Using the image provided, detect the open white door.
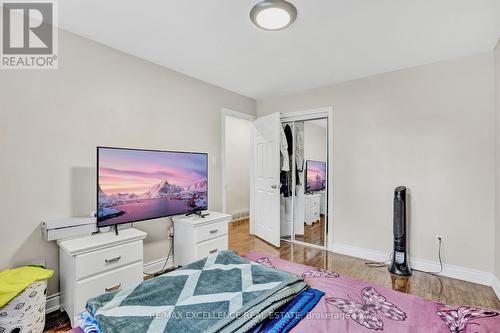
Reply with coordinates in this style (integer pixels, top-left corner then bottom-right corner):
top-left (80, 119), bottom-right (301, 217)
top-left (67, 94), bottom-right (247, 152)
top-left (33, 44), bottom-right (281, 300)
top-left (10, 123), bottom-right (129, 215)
top-left (252, 112), bottom-right (281, 247)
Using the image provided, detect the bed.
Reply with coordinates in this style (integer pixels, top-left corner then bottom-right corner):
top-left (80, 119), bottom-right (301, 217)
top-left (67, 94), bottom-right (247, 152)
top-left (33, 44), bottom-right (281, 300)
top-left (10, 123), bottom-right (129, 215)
top-left (70, 251), bottom-right (500, 332)
top-left (75, 251), bottom-right (312, 333)
top-left (243, 253), bottom-right (500, 333)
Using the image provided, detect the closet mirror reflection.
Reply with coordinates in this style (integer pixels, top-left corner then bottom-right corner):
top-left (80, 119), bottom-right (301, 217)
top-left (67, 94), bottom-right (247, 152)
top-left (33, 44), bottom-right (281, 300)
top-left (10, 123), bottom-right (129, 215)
top-left (279, 118), bottom-right (328, 248)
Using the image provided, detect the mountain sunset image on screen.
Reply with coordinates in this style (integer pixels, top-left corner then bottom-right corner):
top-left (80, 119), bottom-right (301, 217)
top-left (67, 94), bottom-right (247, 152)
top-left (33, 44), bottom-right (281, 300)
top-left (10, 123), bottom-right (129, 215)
top-left (97, 147), bottom-right (208, 227)
top-left (306, 160), bottom-right (326, 192)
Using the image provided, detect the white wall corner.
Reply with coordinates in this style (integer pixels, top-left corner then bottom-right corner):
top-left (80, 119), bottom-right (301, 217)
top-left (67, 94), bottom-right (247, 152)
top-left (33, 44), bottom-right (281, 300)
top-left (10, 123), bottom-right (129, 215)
top-left (330, 243), bottom-right (494, 287)
top-left (493, 275), bottom-right (500, 301)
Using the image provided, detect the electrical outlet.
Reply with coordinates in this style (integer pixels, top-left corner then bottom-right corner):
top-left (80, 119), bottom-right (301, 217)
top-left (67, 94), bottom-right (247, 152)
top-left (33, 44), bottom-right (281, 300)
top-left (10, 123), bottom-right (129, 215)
top-left (435, 234), bottom-right (444, 246)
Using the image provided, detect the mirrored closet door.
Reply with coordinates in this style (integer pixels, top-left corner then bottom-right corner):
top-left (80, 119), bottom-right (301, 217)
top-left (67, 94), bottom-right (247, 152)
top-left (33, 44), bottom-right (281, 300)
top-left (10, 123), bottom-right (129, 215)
top-left (279, 117), bottom-right (329, 248)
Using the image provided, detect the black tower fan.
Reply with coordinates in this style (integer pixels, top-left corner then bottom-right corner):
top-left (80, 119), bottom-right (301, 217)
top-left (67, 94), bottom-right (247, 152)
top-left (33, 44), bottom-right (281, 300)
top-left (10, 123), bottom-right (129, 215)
top-left (388, 186), bottom-right (412, 276)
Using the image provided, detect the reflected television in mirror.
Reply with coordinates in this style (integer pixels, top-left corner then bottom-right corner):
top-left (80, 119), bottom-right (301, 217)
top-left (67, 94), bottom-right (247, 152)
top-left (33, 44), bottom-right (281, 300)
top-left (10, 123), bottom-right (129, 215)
top-left (305, 160), bottom-right (326, 193)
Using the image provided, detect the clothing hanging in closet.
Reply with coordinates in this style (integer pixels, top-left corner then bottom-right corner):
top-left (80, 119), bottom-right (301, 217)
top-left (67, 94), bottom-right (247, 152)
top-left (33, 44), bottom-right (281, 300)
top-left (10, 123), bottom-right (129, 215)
top-left (280, 124), bottom-right (293, 197)
top-left (295, 126), bottom-right (304, 186)
top-left (280, 125), bottom-right (289, 172)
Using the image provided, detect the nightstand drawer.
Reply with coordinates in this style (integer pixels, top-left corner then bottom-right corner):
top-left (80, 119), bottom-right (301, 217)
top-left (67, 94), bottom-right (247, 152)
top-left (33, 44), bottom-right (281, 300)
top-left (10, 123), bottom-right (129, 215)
top-left (194, 221), bottom-right (228, 244)
top-left (310, 196), bottom-right (320, 207)
top-left (311, 206), bottom-right (320, 219)
top-left (75, 241), bottom-right (143, 280)
top-left (195, 236), bottom-right (228, 260)
top-left (75, 262), bottom-right (143, 315)
top-left (173, 211), bottom-right (230, 267)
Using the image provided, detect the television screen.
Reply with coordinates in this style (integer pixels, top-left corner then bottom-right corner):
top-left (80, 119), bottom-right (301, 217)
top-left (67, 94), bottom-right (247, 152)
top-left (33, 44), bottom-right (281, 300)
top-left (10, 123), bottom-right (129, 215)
top-left (97, 147), bottom-right (208, 227)
top-left (305, 160), bottom-right (326, 192)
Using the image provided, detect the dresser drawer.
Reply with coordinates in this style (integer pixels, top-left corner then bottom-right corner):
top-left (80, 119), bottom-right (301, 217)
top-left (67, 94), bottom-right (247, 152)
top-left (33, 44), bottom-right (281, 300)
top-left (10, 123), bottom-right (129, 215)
top-left (311, 206), bottom-right (320, 219)
top-left (195, 236), bottom-right (228, 260)
top-left (194, 221), bottom-right (228, 244)
top-left (75, 261), bottom-right (143, 315)
top-left (75, 241), bottom-right (143, 280)
top-left (310, 196), bottom-right (320, 207)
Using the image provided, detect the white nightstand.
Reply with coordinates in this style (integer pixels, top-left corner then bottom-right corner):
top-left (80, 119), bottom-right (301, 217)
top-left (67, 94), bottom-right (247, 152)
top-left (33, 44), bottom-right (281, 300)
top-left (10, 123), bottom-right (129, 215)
top-left (58, 228), bottom-right (147, 327)
top-left (173, 211), bottom-right (231, 266)
top-left (304, 193), bottom-right (321, 225)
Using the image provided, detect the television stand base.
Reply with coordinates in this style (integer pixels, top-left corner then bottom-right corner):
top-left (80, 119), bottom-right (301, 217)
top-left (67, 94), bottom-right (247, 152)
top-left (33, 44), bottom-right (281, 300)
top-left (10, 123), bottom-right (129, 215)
top-left (185, 211), bottom-right (210, 218)
top-left (150, 265), bottom-right (182, 277)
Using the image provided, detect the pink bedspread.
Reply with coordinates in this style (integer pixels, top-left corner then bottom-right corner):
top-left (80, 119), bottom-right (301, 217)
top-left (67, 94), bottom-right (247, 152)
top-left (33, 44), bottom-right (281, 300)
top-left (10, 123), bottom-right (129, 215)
top-left (243, 253), bottom-right (500, 333)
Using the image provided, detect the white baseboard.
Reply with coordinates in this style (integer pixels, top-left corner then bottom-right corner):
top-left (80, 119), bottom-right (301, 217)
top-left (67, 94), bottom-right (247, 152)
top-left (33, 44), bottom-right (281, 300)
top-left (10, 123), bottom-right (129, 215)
top-left (143, 256), bottom-right (175, 276)
top-left (330, 243), bottom-right (495, 287)
top-left (331, 243), bottom-right (388, 263)
top-left (46, 256), bottom-right (175, 314)
top-left (46, 293), bottom-right (61, 314)
top-left (229, 210), bottom-right (250, 222)
top-left (493, 276), bottom-right (500, 301)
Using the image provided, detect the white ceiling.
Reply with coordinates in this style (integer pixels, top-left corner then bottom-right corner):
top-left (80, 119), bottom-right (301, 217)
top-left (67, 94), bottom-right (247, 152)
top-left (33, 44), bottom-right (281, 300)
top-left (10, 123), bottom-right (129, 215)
top-left (58, 0), bottom-right (500, 99)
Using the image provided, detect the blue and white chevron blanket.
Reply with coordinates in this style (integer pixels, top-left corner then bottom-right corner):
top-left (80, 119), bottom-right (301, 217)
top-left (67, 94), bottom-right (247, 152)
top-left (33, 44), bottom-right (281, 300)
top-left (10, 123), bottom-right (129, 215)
top-left (85, 251), bottom-right (308, 333)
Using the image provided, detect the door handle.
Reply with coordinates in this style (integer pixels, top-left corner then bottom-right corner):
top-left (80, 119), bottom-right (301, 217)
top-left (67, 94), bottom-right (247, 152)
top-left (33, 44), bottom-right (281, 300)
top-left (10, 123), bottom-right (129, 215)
top-left (105, 283), bottom-right (121, 292)
top-left (209, 249), bottom-right (218, 254)
top-left (209, 229), bottom-right (218, 234)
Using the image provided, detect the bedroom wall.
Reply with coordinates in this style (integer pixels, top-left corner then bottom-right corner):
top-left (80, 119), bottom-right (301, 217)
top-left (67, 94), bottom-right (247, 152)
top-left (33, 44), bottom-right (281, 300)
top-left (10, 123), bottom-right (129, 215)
top-left (0, 29), bottom-right (256, 296)
top-left (224, 116), bottom-right (251, 216)
top-left (258, 52), bottom-right (496, 274)
top-left (495, 40), bottom-right (500, 282)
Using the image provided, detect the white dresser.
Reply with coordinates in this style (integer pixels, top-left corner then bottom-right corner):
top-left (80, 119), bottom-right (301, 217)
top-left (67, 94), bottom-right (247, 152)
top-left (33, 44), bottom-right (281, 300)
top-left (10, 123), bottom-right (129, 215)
top-left (174, 211), bottom-right (231, 266)
top-left (304, 193), bottom-right (321, 225)
top-left (58, 228), bottom-right (147, 326)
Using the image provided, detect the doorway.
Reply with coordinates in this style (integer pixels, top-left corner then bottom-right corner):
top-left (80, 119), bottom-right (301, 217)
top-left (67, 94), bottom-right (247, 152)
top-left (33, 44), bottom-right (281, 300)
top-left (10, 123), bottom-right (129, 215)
top-left (221, 109), bottom-right (255, 222)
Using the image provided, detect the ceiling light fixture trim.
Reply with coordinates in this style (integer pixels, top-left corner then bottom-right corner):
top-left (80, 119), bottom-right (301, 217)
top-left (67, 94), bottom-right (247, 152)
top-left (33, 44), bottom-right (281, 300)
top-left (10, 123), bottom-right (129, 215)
top-left (250, 0), bottom-right (297, 31)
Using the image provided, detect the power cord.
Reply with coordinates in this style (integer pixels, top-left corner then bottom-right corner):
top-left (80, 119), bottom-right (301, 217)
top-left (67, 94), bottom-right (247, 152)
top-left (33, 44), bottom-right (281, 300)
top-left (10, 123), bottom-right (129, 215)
top-left (413, 237), bottom-right (443, 275)
top-left (144, 232), bottom-right (174, 276)
top-left (364, 237), bottom-right (443, 276)
top-left (365, 253), bottom-right (393, 268)
top-left (160, 234), bottom-right (174, 272)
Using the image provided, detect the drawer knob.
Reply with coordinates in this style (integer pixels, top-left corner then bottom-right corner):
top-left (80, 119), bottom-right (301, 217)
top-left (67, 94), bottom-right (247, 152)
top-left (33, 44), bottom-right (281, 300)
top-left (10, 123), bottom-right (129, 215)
top-left (105, 256), bottom-right (122, 264)
top-left (209, 229), bottom-right (218, 234)
top-left (209, 249), bottom-right (218, 254)
top-left (105, 283), bottom-right (121, 292)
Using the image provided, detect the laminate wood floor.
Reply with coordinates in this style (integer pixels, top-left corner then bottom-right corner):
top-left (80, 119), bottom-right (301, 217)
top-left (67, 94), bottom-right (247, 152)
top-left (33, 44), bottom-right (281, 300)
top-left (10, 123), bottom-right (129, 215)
top-left (44, 218), bottom-right (500, 332)
top-left (294, 215), bottom-right (326, 246)
top-left (229, 218), bottom-right (500, 310)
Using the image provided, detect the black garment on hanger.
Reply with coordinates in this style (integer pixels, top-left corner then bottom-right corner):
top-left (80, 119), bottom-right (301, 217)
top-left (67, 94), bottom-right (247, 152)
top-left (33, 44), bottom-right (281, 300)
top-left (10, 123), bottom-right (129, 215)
top-left (280, 171), bottom-right (288, 196)
top-left (281, 124), bottom-right (294, 197)
top-left (284, 125), bottom-right (293, 154)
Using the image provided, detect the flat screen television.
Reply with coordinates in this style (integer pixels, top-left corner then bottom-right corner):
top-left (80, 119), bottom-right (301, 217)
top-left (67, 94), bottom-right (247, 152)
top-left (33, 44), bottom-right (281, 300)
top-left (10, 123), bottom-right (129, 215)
top-left (97, 147), bottom-right (208, 228)
top-left (305, 160), bottom-right (326, 193)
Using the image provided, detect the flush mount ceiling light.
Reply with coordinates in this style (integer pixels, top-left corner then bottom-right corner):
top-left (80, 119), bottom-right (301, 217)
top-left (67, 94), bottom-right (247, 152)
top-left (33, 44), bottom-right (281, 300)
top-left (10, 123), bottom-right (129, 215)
top-left (250, 0), bottom-right (297, 31)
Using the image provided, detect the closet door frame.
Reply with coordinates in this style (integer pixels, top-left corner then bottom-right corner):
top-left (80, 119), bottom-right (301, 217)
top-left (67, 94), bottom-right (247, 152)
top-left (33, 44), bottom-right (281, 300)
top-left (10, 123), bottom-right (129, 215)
top-left (280, 106), bottom-right (334, 251)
